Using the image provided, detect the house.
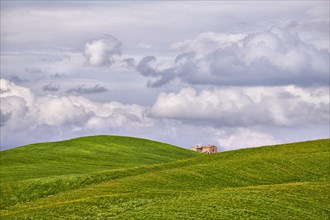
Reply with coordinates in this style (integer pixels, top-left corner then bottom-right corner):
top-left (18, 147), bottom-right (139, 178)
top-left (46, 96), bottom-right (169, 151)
top-left (192, 144), bottom-right (218, 154)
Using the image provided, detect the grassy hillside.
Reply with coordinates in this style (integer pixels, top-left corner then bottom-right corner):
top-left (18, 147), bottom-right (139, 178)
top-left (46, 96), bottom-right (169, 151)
top-left (0, 137), bottom-right (329, 219)
top-left (0, 136), bottom-right (197, 208)
top-left (0, 135), bottom-right (198, 182)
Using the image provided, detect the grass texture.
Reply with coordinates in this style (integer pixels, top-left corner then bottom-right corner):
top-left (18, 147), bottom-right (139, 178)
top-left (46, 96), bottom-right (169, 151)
top-left (0, 136), bottom-right (329, 219)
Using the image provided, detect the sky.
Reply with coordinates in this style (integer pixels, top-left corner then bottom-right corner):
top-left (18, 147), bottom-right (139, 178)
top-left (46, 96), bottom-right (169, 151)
top-left (0, 1), bottom-right (329, 151)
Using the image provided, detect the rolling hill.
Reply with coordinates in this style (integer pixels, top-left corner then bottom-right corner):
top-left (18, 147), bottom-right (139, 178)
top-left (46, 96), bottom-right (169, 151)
top-left (0, 135), bottom-right (197, 182)
top-left (0, 136), bottom-right (329, 219)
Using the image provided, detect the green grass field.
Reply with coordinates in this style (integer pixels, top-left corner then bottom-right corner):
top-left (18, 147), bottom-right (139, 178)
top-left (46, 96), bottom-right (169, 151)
top-left (0, 136), bottom-right (329, 219)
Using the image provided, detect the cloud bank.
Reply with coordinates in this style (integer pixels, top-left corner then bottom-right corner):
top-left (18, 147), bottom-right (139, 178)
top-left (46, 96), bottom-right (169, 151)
top-left (0, 79), bottom-right (148, 148)
top-left (1, 1), bottom-right (329, 151)
top-left (151, 86), bottom-right (329, 127)
top-left (137, 27), bottom-right (329, 87)
top-left (1, 79), bottom-right (328, 151)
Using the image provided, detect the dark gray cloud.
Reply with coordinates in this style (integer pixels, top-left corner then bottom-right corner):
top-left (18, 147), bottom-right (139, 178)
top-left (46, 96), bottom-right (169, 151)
top-left (123, 58), bottom-right (136, 69)
top-left (136, 56), bottom-right (157, 77)
top-left (66, 84), bottom-right (108, 94)
top-left (8, 75), bottom-right (27, 83)
top-left (43, 83), bottom-right (60, 92)
top-left (136, 56), bottom-right (176, 87)
top-left (0, 111), bottom-right (12, 127)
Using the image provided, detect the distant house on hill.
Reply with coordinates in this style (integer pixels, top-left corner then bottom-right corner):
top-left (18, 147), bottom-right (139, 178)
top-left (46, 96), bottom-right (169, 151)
top-left (192, 144), bottom-right (218, 154)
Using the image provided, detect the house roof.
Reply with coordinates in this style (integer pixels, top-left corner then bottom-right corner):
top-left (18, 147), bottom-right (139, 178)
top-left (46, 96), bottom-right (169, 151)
top-left (192, 145), bottom-right (217, 148)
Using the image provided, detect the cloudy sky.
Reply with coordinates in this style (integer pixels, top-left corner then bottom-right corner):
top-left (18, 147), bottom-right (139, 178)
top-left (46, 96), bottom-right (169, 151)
top-left (1, 1), bottom-right (329, 151)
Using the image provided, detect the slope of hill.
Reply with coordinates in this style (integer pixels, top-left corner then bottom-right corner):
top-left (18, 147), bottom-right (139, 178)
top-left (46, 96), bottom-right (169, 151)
top-left (0, 137), bottom-right (329, 219)
top-left (0, 135), bottom-right (198, 182)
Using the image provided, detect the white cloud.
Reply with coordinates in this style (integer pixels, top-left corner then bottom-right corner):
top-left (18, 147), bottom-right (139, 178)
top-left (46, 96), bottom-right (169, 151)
top-left (137, 26), bottom-right (329, 87)
top-left (151, 86), bottom-right (329, 127)
top-left (0, 79), bottom-right (148, 148)
top-left (214, 128), bottom-right (278, 151)
top-left (0, 79), bottom-right (35, 106)
top-left (35, 96), bottom-right (87, 126)
top-left (0, 79), bottom-right (328, 151)
top-left (137, 42), bottom-right (154, 49)
top-left (170, 32), bottom-right (246, 55)
top-left (83, 35), bottom-right (122, 66)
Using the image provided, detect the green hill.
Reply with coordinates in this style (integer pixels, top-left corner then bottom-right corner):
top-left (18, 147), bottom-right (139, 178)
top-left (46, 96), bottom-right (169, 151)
top-left (0, 136), bottom-right (329, 219)
top-left (0, 135), bottom-right (198, 182)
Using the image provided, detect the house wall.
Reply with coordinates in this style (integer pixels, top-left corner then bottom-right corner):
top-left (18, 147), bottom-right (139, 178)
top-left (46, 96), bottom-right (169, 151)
top-left (192, 145), bottom-right (218, 154)
top-left (201, 146), bottom-right (217, 154)
top-left (192, 146), bottom-right (203, 152)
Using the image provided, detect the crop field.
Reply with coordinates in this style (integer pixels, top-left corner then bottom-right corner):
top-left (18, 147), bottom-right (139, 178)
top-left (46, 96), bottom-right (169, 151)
top-left (0, 136), bottom-right (329, 219)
